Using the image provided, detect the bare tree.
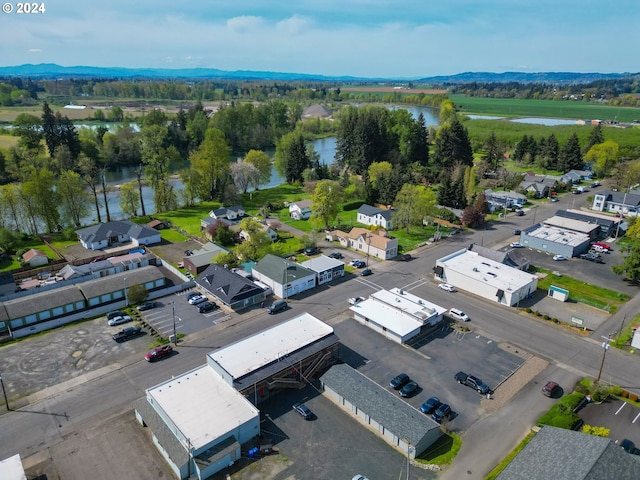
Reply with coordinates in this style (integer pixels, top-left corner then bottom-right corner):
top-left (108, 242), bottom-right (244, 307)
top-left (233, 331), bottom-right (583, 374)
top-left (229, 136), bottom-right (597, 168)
top-left (230, 161), bottom-right (260, 194)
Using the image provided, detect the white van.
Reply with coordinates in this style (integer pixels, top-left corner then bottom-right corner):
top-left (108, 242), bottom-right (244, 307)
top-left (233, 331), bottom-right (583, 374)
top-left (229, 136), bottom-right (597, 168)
top-left (449, 308), bottom-right (470, 322)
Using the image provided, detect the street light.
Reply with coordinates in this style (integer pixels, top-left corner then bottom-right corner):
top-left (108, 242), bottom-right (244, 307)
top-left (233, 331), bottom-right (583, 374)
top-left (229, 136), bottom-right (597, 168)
top-left (405, 441), bottom-right (414, 480)
top-left (366, 234), bottom-right (373, 267)
top-left (595, 334), bottom-right (613, 385)
top-left (0, 372), bottom-right (10, 411)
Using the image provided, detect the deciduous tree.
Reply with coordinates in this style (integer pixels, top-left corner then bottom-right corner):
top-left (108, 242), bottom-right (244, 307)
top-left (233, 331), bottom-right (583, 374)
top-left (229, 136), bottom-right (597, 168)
top-left (189, 127), bottom-right (230, 201)
top-left (57, 170), bottom-right (90, 227)
top-left (584, 140), bottom-right (619, 177)
top-left (244, 149), bottom-right (272, 189)
top-left (119, 181), bottom-right (141, 218)
top-left (310, 180), bottom-right (342, 229)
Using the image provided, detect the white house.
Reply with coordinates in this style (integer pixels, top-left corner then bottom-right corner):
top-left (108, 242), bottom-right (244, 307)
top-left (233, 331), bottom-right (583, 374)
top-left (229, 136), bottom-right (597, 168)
top-left (239, 223), bottom-right (278, 242)
top-left (289, 200), bottom-right (312, 220)
top-left (251, 254), bottom-right (316, 299)
top-left (592, 190), bottom-right (640, 217)
top-left (326, 227), bottom-right (398, 260)
top-left (76, 221), bottom-right (161, 250)
top-left (209, 205), bottom-right (245, 221)
top-left (357, 204), bottom-right (394, 229)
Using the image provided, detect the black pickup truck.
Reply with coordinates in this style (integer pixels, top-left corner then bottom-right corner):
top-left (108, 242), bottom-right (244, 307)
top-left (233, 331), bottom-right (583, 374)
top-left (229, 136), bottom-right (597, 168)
top-left (455, 371), bottom-right (491, 394)
top-left (112, 326), bottom-right (143, 342)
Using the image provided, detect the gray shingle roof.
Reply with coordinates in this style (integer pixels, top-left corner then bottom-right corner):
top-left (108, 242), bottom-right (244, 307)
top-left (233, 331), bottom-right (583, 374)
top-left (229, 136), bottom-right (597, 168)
top-left (602, 190), bottom-right (640, 207)
top-left (357, 204), bottom-right (382, 216)
top-left (497, 425), bottom-right (640, 480)
top-left (76, 220), bottom-right (159, 244)
top-left (196, 265), bottom-right (264, 306)
top-left (252, 254), bottom-right (315, 283)
top-left (320, 364), bottom-right (440, 448)
top-left (555, 210), bottom-right (616, 229)
top-left (3, 285), bottom-right (86, 318)
top-left (78, 266), bottom-right (164, 299)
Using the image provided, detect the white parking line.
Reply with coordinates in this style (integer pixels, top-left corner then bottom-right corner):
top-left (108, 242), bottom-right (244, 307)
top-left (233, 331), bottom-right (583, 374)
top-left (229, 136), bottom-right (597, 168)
top-left (633, 412), bottom-right (640, 424)
top-left (615, 402), bottom-right (627, 415)
top-left (401, 278), bottom-right (426, 290)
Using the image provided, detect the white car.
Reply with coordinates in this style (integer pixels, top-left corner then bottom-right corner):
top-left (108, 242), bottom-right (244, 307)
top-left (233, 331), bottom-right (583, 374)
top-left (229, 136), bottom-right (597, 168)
top-left (188, 295), bottom-right (206, 305)
top-left (349, 296), bottom-right (365, 305)
top-left (553, 255), bottom-right (567, 261)
top-left (438, 283), bottom-right (455, 292)
top-left (510, 242), bottom-right (524, 248)
top-left (107, 314), bottom-right (132, 326)
top-left (449, 308), bottom-right (470, 322)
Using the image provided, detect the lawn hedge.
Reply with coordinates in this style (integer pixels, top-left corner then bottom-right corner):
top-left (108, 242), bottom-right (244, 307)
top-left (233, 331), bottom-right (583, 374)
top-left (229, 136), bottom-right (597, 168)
top-left (537, 392), bottom-right (585, 430)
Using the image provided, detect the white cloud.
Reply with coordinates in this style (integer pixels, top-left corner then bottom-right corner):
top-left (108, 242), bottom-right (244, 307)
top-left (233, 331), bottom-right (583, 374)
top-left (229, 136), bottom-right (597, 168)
top-left (226, 16), bottom-right (265, 33)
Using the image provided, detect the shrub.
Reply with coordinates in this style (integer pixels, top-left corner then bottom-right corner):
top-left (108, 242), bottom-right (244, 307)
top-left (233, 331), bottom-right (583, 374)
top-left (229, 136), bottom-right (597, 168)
top-left (630, 392), bottom-right (639, 402)
top-left (525, 307), bottom-right (532, 313)
top-left (592, 386), bottom-right (609, 403)
top-left (553, 318), bottom-right (559, 324)
top-left (622, 390), bottom-right (630, 398)
top-left (582, 425), bottom-right (610, 437)
top-left (543, 314), bottom-right (550, 320)
top-left (609, 385), bottom-right (623, 397)
top-left (535, 311), bottom-right (542, 316)
top-left (538, 392), bottom-right (585, 431)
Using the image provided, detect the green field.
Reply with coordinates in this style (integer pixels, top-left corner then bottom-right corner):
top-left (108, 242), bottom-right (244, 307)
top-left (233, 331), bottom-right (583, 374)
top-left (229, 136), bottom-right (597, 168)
top-left (0, 134), bottom-right (19, 149)
top-left (451, 94), bottom-right (640, 123)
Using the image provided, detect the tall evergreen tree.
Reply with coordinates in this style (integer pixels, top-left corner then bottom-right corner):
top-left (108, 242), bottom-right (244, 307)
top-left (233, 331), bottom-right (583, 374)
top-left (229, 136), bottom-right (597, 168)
top-left (432, 118), bottom-right (473, 168)
top-left (585, 124), bottom-right (605, 153)
top-left (41, 102), bottom-right (60, 156)
top-left (557, 133), bottom-right (583, 172)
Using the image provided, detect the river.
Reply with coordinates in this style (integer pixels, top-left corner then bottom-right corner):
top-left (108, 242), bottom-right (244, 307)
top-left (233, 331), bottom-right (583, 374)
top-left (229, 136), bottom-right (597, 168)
top-left (83, 105), bottom-right (439, 222)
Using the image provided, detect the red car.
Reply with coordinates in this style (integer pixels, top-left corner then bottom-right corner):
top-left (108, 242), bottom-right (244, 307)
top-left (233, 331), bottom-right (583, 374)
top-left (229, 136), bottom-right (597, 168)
top-left (145, 345), bottom-right (173, 362)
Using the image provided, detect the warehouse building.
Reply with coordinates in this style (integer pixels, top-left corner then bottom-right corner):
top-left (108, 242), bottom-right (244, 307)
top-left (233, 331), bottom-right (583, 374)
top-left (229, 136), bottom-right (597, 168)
top-left (520, 224), bottom-right (592, 257)
top-left (542, 216), bottom-right (600, 240)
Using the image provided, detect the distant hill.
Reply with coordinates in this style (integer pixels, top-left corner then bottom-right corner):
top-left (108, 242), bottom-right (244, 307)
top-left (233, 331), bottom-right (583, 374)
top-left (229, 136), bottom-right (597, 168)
top-left (0, 64), bottom-right (637, 84)
top-left (0, 63), bottom-right (364, 82)
top-left (415, 71), bottom-right (638, 84)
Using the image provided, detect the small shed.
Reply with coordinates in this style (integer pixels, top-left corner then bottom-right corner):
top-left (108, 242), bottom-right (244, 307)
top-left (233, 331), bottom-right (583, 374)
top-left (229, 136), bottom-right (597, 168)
top-left (22, 249), bottom-right (49, 267)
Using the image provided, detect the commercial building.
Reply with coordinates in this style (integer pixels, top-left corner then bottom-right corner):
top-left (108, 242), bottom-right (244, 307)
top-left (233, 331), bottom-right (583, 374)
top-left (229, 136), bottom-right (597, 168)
top-left (134, 313), bottom-right (339, 480)
top-left (520, 224), bottom-right (592, 257)
top-left (251, 254), bottom-right (316, 299)
top-left (542, 216), bottom-right (600, 240)
top-left (299, 255), bottom-right (345, 285)
top-left (350, 287), bottom-right (446, 343)
top-left (556, 209), bottom-right (622, 238)
top-left (435, 249), bottom-right (538, 307)
top-left (320, 364), bottom-right (442, 459)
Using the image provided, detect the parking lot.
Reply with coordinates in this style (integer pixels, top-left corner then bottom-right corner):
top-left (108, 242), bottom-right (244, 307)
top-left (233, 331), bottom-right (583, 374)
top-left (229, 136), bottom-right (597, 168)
top-left (332, 315), bottom-right (526, 432)
top-left (139, 291), bottom-right (231, 338)
top-left (580, 397), bottom-right (640, 445)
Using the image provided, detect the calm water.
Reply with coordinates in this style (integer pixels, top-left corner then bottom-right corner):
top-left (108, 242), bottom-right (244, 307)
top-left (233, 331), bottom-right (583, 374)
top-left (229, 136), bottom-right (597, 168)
top-left (82, 105), bottom-right (439, 222)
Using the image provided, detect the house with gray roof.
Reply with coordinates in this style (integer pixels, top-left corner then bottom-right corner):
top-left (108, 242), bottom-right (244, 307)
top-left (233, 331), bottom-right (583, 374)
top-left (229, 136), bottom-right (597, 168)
top-left (519, 175), bottom-right (558, 199)
top-left (357, 204), bottom-right (394, 229)
top-left (196, 264), bottom-right (266, 310)
top-left (320, 364), bottom-right (442, 459)
top-left (484, 189), bottom-right (527, 209)
top-left (201, 206), bottom-right (247, 230)
top-left (76, 221), bottom-right (161, 250)
top-left (251, 254), bottom-right (316, 299)
top-left (497, 425), bottom-right (640, 480)
top-left (592, 190), bottom-right (640, 217)
top-left (288, 200), bottom-right (312, 220)
top-left (183, 242), bottom-right (229, 275)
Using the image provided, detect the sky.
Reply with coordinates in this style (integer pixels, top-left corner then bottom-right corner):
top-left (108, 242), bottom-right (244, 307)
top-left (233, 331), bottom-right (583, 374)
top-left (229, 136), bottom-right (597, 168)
top-left (0, 0), bottom-right (638, 78)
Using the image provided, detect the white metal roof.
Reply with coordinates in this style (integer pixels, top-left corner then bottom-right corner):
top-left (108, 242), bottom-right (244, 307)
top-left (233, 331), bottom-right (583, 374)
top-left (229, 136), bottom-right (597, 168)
top-left (208, 313), bottom-right (333, 379)
top-left (525, 224), bottom-right (590, 247)
top-left (543, 215), bottom-right (599, 234)
top-left (438, 250), bottom-right (537, 291)
top-left (146, 365), bottom-right (259, 451)
top-left (0, 454), bottom-right (26, 480)
top-left (299, 254), bottom-right (344, 272)
top-left (349, 288), bottom-right (445, 337)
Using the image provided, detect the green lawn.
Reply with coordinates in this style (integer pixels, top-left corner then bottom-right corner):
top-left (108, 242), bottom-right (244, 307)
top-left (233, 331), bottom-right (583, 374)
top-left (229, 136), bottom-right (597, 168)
top-left (0, 134), bottom-right (18, 149)
top-left (533, 266), bottom-right (629, 312)
top-left (160, 229), bottom-right (188, 242)
top-left (417, 432), bottom-right (462, 465)
top-left (154, 201), bottom-right (220, 236)
top-left (451, 94), bottom-right (640, 122)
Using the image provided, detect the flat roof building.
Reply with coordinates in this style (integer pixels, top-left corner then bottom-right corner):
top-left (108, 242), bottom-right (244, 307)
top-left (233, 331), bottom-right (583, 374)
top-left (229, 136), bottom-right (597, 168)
top-left (542, 215), bottom-right (600, 237)
top-left (350, 287), bottom-right (446, 343)
top-left (521, 224), bottom-right (592, 257)
top-left (435, 249), bottom-right (538, 307)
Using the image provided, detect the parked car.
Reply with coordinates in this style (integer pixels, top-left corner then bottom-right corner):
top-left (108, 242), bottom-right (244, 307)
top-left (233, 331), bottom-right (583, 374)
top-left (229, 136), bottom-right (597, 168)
top-left (552, 255), bottom-right (567, 261)
top-left (399, 253), bottom-right (412, 261)
top-left (112, 326), bottom-right (143, 342)
top-left (449, 308), bottom-right (470, 322)
top-left (590, 181), bottom-right (601, 188)
top-left (389, 373), bottom-right (410, 390)
top-left (420, 396), bottom-right (442, 414)
top-left (184, 249), bottom-right (193, 256)
top-left (349, 296), bottom-right (365, 305)
top-left (360, 268), bottom-right (373, 276)
top-left (199, 301), bottom-right (218, 313)
top-left (510, 242), bottom-right (524, 248)
top-left (186, 291), bottom-right (201, 300)
top-left (108, 314), bottom-right (132, 326)
top-left (136, 301), bottom-right (156, 311)
top-left (592, 241), bottom-right (611, 251)
top-left (513, 229), bottom-right (521, 235)
top-left (438, 283), bottom-right (455, 292)
top-left (350, 259), bottom-right (366, 268)
top-left (431, 403), bottom-right (451, 423)
top-left (145, 345), bottom-right (173, 362)
top-left (106, 310), bottom-right (126, 320)
top-left (455, 371), bottom-right (490, 394)
top-left (188, 295), bottom-right (207, 305)
top-left (304, 247), bottom-right (321, 256)
top-left (515, 209), bottom-right (524, 216)
top-left (621, 439), bottom-right (640, 455)
top-left (399, 380), bottom-right (419, 398)
top-left (542, 381), bottom-right (561, 397)
top-left (266, 300), bottom-right (287, 314)
top-left (352, 476), bottom-right (370, 480)
top-left (580, 253), bottom-right (604, 263)
top-left (292, 403), bottom-right (313, 420)
top-left (550, 197), bottom-right (559, 202)
top-left (328, 252), bottom-right (343, 259)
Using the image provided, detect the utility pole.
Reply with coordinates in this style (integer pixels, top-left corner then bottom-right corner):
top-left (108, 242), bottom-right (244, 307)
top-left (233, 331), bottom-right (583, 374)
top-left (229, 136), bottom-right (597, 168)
top-left (366, 234), bottom-right (372, 268)
top-left (0, 373), bottom-right (10, 410)
top-left (172, 301), bottom-right (177, 346)
top-left (123, 277), bottom-right (128, 307)
top-left (595, 334), bottom-right (613, 385)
